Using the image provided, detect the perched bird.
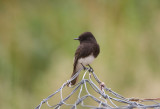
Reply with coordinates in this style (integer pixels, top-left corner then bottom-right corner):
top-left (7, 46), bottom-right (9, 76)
top-left (69, 32), bottom-right (100, 86)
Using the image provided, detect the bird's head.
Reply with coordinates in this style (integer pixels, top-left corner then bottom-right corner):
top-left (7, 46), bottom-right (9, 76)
top-left (74, 32), bottom-right (96, 43)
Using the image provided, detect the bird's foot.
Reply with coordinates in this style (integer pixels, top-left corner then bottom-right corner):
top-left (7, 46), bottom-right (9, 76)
top-left (88, 64), bottom-right (94, 72)
top-left (81, 63), bottom-right (87, 70)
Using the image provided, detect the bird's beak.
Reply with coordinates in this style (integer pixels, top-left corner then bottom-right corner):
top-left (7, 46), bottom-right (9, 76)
top-left (74, 38), bottom-right (79, 40)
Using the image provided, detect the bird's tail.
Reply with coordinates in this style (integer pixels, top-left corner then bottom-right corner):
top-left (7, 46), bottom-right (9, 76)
top-left (68, 63), bottom-right (82, 86)
top-left (70, 70), bottom-right (79, 86)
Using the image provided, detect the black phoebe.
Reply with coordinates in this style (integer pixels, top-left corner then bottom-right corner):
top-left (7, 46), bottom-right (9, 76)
top-left (69, 32), bottom-right (100, 86)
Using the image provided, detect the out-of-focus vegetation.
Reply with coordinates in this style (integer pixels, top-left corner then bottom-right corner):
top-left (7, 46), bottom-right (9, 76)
top-left (0, 0), bottom-right (160, 109)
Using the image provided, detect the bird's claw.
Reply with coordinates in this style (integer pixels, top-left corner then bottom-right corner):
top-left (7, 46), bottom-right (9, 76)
top-left (81, 63), bottom-right (87, 70)
top-left (88, 64), bottom-right (94, 72)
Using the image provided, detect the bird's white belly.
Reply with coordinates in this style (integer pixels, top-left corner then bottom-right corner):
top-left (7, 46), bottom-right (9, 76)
top-left (75, 55), bottom-right (95, 72)
top-left (78, 55), bottom-right (95, 66)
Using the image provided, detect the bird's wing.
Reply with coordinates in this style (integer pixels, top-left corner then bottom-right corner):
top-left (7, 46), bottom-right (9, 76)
top-left (73, 43), bottom-right (93, 71)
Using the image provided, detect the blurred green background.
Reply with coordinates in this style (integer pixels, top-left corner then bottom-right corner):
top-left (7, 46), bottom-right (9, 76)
top-left (0, 0), bottom-right (160, 109)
